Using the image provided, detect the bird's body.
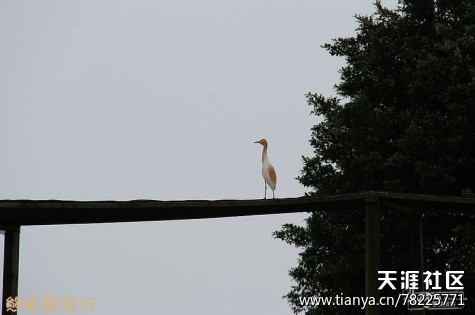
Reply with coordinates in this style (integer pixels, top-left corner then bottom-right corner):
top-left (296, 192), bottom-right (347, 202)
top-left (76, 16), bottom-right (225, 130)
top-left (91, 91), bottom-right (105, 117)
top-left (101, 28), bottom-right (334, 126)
top-left (254, 139), bottom-right (277, 199)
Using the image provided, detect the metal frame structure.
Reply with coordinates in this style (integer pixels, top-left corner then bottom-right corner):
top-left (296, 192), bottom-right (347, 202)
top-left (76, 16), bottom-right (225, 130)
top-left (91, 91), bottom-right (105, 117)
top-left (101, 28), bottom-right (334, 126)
top-left (1, 192), bottom-right (474, 315)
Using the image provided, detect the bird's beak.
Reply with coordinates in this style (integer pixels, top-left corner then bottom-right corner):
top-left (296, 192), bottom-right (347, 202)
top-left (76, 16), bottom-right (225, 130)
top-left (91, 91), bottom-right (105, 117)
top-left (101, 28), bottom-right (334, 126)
top-left (253, 141), bottom-right (259, 144)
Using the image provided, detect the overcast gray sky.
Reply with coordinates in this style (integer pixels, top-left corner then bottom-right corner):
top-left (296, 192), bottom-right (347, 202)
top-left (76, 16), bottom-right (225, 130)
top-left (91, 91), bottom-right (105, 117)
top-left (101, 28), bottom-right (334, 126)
top-left (1, 0), bottom-right (397, 314)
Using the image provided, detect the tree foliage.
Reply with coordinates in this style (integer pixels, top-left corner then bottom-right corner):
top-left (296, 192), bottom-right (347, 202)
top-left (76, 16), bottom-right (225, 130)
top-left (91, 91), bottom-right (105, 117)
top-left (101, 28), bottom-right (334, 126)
top-left (275, 1), bottom-right (475, 313)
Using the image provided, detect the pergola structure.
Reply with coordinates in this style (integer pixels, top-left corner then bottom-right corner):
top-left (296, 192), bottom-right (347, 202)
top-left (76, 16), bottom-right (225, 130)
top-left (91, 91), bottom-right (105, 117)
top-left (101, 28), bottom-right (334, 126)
top-left (1, 191), bottom-right (474, 315)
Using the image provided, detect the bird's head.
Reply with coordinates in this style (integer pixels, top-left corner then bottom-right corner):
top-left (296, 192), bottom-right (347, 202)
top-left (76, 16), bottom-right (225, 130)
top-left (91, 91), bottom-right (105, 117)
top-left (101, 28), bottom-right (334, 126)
top-left (253, 139), bottom-right (268, 146)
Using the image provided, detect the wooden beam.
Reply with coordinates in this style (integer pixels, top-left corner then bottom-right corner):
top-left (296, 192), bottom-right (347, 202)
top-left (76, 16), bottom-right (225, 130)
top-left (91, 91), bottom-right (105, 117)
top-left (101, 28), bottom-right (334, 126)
top-left (0, 195), bottom-right (365, 226)
top-left (378, 192), bottom-right (475, 213)
top-left (380, 199), bottom-right (421, 215)
top-left (0, 192), bottom-right (473, 226)
top-left (2, 226), bottom-right (20, 315)
top-left (365, 195), bottom-right (381, 315)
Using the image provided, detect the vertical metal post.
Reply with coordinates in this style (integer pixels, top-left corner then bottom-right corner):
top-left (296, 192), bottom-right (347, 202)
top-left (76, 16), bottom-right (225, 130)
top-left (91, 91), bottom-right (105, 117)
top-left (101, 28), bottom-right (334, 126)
top-left (365, 196), bottom-right (381, 315)
top-left (2, 226), bottom-right (20, 315)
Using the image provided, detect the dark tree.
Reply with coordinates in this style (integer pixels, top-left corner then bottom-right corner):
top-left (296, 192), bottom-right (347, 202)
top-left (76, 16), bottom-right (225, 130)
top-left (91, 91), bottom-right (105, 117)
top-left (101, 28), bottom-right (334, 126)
top-left (275, 1), bottom-right (475, 313)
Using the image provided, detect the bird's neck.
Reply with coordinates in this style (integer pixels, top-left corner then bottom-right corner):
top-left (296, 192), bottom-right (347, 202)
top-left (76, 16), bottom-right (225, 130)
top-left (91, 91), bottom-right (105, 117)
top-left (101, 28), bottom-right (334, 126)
top-left (261, 144), bottom-right (269, 164)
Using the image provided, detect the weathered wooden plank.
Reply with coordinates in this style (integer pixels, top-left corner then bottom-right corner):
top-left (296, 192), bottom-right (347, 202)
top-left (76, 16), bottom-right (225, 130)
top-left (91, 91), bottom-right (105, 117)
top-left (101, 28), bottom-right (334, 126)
top-left (0, 195), bottom-right (365, 226)
top-left (0, 192), bottom-right (473, 226)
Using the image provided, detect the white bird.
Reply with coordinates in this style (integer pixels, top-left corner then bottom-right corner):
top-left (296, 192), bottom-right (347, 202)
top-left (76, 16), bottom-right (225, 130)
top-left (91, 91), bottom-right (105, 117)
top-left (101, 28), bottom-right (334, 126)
top-left (254, 138), bottom-right (277, 199)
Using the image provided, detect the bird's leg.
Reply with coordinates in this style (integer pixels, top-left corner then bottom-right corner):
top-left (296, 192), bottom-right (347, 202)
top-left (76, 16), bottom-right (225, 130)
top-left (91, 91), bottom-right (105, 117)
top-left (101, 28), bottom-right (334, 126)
top-left (264, 182), bottom-right (267, 199)
top-left (272, 190), bottom-right (275, 199)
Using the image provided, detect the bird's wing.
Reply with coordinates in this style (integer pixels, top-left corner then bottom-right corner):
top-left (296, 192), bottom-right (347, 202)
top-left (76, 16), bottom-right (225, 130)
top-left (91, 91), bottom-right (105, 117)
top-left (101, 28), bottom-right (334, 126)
top-left (268, 164), bottom-right (277, 190)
